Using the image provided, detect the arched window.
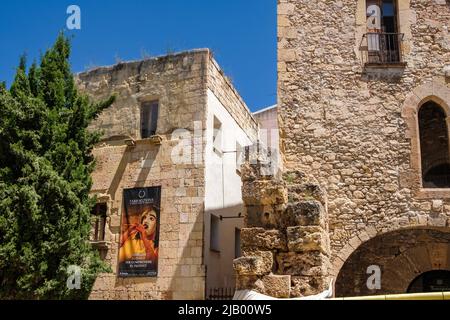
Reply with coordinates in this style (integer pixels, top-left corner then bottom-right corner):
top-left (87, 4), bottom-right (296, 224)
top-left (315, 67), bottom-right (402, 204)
top-left (419, 101), bottom-right (450, 188)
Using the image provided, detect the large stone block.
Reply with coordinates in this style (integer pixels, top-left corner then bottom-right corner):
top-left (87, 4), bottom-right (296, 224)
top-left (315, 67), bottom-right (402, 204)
top-left (235, 275), bottom-right (261, 290)
top-left (245, 205), bottom-right (284, 229)
top-left (290, 276), bottom-right (329, 298)
top-left (287, 183), bottom-right (327, 204)
top-left (283, 201), bottom-right (327, 228)
top-left (282, 170), bottom-right (305, 185)
top-left (257, 275), bottom-right (291, 298)
top-left (242, 180), bottom-right (288, 206)
top-left (276, 252), bottom-right (329, 276)
top-left (287, 226), bottom-right (329, 255)
top-left (233, 251), bottom-right (273, 276)
top-left (241, 228), bottom-right (287, 251)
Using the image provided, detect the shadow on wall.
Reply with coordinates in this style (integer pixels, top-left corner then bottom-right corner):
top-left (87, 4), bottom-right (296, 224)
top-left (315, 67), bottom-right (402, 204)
top-left (204, 204), bottom-right (245, 300)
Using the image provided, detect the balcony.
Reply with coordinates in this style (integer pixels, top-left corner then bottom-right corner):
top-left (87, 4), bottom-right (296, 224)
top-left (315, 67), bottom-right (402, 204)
top-left (360, 33), bottom-right (406, 78)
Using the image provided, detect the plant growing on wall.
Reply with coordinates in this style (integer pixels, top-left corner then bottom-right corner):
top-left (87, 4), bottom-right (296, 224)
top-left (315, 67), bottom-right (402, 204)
top-left (0, 33), bottom-right (115, 299)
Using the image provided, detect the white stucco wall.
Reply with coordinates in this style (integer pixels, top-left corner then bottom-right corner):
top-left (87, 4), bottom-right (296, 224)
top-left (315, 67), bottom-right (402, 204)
top-left (204, 89), bottom-right (253, 293)
top-left (253, 105), bottom-right (279, 152)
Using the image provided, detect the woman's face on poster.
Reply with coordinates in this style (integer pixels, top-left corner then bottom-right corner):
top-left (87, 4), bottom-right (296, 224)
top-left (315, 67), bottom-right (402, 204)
top-left (141, 210), bottom-right (157, 237)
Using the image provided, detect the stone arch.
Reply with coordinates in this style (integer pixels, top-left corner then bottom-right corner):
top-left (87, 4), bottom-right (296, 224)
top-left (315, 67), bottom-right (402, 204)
top-left (329, 219), bottom-right (445, 279)
top-left (401, 80), bottom-right (450, 196)
top-left (333, 227), bottom-right (450, 297)
top-left (402, 81), bottom-right (450, 119)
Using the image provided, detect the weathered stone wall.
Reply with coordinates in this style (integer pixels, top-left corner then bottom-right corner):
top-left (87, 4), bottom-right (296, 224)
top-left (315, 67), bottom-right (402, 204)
top-left (233, 159), bottom-right (331, 297)
top-left (76, 50), bottom-right (209, 139)
top-left (89, 141), bottom-right (205, 300)
top-left (278, 0), bottom-right (450, 295)
top-left (77, 51), bottom-right (209, 300)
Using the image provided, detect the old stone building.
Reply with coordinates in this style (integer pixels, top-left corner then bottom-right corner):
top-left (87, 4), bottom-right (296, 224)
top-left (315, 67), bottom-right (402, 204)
top-left (76, 49), bottom-right (258, 299)
top-left (234, 0), bottom-right (450, 298)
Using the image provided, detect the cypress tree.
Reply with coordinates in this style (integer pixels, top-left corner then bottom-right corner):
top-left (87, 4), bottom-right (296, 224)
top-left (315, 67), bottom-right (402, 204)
top-left (0, 33), bottom-right (115, 299)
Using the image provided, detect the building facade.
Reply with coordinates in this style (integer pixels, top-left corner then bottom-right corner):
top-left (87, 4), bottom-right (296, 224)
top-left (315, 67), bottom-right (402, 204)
top-left (76, 50), bottom-right (257, 299)
top-left (234, 0), bottom-right (450, 298)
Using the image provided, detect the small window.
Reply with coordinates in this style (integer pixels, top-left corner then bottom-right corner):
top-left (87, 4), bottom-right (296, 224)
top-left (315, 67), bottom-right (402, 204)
top-left (234, 228), bottom-right (241, 259)
top-left (210, 214), bottom-right (220, 252)
top-left (141, 100), bottom-right (159, 139)
top-left (236, 142), bottom-right (243, 173)
top-left (213, 116), bottom-right (223, 155)
top-left (91, 203), bottom-right (107, 242)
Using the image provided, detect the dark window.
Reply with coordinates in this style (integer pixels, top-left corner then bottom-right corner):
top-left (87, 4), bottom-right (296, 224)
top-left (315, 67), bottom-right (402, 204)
top-left (91, 203), bottom-right (107, 242)
top-left (210, 214), bottom-right (220, 252)
top-left (141, 101), bottom-right (159, 139)
top-left (234, 228), bottom-right (241, 259)
top-left (419, 101), bottom-right (450, 188)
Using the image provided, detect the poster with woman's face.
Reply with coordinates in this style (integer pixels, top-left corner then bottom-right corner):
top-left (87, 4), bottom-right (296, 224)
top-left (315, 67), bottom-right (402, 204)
top-left (118, 187), bottom-right (161, 277)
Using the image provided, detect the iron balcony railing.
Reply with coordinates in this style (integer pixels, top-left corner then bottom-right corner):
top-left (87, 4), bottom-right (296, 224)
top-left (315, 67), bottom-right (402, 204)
top-left (360, 32), bottom-right (405, 65)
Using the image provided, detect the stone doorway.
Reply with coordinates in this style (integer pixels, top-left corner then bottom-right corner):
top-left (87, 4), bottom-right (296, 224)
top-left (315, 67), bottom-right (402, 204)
top-left (335, 228), bottom-right (450, 297)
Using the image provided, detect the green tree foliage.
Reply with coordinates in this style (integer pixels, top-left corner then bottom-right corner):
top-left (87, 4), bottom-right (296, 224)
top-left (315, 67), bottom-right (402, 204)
top-left (0, 33), bottom-right (115, 299)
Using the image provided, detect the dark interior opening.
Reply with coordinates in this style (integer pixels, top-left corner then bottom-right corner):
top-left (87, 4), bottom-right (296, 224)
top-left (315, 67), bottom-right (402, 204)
top-left (419, 101), bottom-right (450, 188)
top-left (408, 270), bottom-right (450, 293)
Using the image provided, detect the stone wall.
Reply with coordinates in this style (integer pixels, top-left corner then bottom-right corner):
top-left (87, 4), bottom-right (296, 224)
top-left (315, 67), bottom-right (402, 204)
top-left (89, 141), bottom-right (205, 300)
top-left (76, 49), bottom-right (209, 139)
top-left (277, 0), bottom-right (450, 295)
top-left (233, 158), bottom-right (331, 297)
top-left (77, 51), bottom-right (210, 300)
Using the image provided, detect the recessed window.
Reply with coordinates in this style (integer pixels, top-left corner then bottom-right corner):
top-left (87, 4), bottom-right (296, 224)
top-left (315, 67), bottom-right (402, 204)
top-left (419, 101), bottom-right (450, 188)
top-left (210, 214), bottom-right (220, 252)
top-left (213, 116), bottom-right (223, 155)
top-left (365, 0), bottom-right (402, 64)
top-left (141, 100), bottom-right (159, 139)
top-left (236, 142), bottom-right (243, 172)
top-left (234, 228), bottom-right (241, 259)
top-left (91, 203), bottom-right (107, 242)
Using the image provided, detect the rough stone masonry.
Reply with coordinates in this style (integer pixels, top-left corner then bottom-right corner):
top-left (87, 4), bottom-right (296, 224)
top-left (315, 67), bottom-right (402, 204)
top-left (235, 0), bottom-right (450, 297)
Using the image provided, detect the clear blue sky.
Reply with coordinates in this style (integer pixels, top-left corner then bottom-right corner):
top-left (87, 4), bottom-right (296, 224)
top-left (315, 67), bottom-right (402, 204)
top-left (0, 0), bottom-right (276, 112)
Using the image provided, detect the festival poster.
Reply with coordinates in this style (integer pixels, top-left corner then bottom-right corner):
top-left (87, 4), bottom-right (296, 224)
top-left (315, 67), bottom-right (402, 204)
top-left (118, 187), bottom-right (161, 277)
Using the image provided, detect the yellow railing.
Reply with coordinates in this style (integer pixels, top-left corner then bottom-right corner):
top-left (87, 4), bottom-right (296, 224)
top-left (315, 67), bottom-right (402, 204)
top-left (332, 292), bottom-right (450, 300)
